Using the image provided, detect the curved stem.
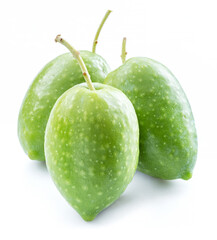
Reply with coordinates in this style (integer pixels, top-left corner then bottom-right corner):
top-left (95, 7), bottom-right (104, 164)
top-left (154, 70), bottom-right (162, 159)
top-left (92, 10), bottom-right (112, 53)
top-left (55, 35), bottom-right (95, 91)
top-left (121, 37), bottom-right (127, 64)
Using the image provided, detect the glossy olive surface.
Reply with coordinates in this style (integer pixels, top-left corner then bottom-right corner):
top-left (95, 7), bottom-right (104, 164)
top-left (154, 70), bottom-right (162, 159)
top-left (45, 83), bottom-right (139, 221)
top-left (104, 57), bottom-right (197, 180)
top-left (18, 51), bottom-right (110, 161)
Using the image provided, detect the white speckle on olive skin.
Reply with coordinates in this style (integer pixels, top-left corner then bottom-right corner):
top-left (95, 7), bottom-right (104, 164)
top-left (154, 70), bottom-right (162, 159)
top-left (80, 170), bottom-right (86, 177)
top-left (82, 185), bottom-right (88, 191)
top-left (84, 149), bottom-right (89, 154)
top-left (76, 198), bottom-right (81, 203)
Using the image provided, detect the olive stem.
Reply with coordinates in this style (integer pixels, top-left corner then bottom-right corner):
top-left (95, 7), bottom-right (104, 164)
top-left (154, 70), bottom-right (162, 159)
top-left (55, 35), bottom-right (95, 91)
top-left (121, 37), bottom-right (127, 64)
top-left (92, 10), bottom-right (112, 53)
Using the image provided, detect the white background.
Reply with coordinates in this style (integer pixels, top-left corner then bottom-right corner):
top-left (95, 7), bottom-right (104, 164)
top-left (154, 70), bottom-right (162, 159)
top-left (0, 0), bottom-right (217, 239)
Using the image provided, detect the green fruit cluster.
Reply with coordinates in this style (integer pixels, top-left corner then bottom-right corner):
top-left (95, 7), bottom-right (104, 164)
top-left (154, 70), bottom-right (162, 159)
top-left (18, 11), bottom-right (197, 221)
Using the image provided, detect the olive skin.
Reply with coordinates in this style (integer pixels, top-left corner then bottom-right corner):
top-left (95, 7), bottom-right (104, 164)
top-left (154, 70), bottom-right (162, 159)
top-left (18, 51), bottom-right (110, 161)
top-left (45, 83), bottom-right (139, 221)
top-left (104, 57), bottom-right (197, 180)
